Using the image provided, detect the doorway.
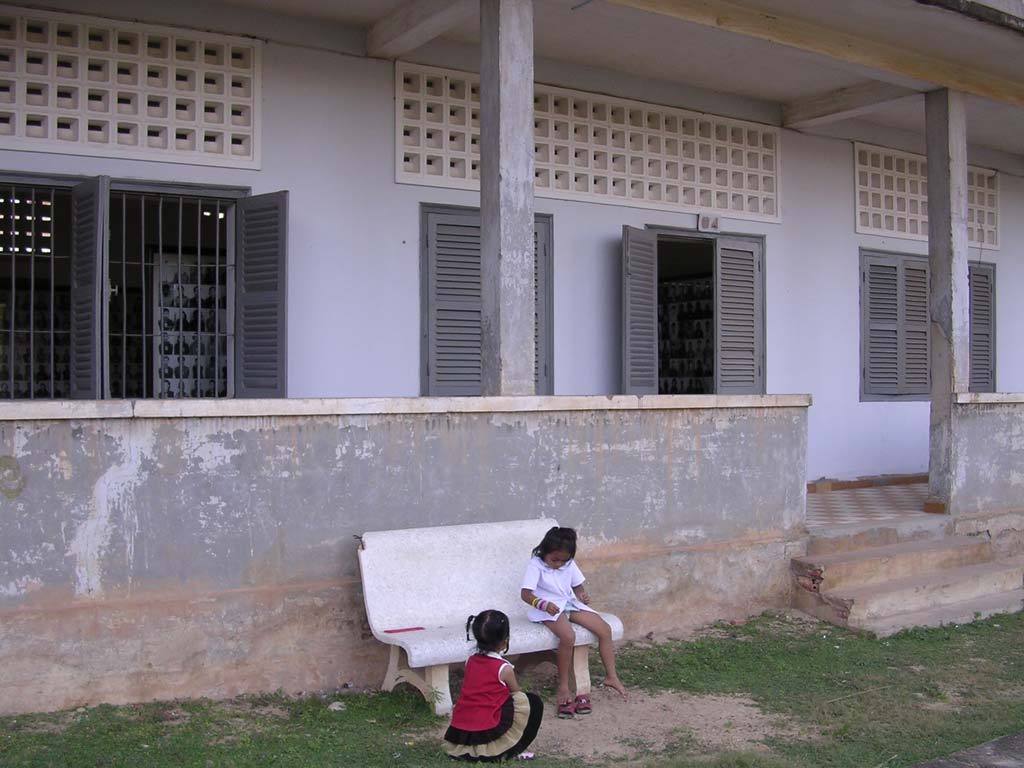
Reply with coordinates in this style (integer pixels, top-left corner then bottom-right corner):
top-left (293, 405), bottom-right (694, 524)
top-left (657, 237), bottom-right (715, 395)
top-left (621, 225), bottom-right (763, 396)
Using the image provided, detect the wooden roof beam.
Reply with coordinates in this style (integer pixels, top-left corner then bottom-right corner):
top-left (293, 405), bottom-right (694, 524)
top-left (783, 81), bottom-right (921, 130)
top-left (367, 0), bottom-right (477, 59)
top-left (607, 0), bottom-right (1024, 108)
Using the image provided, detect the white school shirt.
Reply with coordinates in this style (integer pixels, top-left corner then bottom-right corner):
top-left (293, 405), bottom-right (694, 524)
top-left (521, 555), bottom-right (594, 622)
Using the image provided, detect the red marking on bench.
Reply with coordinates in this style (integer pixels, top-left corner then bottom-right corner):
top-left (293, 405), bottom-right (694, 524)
top-left (384, 627), bottom-right (426, 634)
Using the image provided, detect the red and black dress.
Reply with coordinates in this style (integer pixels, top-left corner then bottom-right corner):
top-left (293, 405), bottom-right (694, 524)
top-left (443, 652), bottom-right (543, 762)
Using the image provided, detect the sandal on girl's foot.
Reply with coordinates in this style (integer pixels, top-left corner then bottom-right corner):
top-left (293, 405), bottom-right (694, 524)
top-left (516, 752), bottom-right (536, 761)
top-left (574, 694), bottom-right (592, 715)
top-left (557, 701), bottom-right (576, 719)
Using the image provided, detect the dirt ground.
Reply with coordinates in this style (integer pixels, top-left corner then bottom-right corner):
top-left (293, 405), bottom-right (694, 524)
top-left (531, 685), bottom-right (808, 762)
top-left (442, 658), bottom-right (815, 764)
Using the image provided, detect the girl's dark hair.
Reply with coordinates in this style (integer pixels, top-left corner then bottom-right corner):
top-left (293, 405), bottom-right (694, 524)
top-left (532, 526), bottom-right (577, 560)
top-left (465, 610), bottom-right (510, 653)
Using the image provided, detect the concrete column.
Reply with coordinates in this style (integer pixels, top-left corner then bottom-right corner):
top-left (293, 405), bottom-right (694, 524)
top-left (480, 0), bottom-right (535, 396)
top-left (925, 89), bottom-right (970, 511)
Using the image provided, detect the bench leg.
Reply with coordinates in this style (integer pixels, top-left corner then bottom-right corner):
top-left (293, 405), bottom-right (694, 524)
top-left (426, 664), bottom-right (453, 716)
top-left (382, 645), bottom-right (404, 692)
top-left (380, 646), bottom-right (453, 716)
top-left (570, 644), bottom-right (592, 695)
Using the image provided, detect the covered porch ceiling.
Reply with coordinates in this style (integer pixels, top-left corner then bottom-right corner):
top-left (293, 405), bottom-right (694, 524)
top-left (221, 0), bottom-right (1024, 158)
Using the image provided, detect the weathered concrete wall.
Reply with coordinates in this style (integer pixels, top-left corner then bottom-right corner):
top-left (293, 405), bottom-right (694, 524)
top-left (949, 396), bottom-right (1024, 516)
top-left (955, 510), bottom-right (1024, 558)
top-left (0, 396), bottom-right (808, 715)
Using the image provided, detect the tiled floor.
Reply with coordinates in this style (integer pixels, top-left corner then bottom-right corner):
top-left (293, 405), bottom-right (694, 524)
top-left (807, 483), bottom-right (933, 529)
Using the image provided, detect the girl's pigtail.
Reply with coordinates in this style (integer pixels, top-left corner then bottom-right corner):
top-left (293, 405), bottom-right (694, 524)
top-left (465, 614), bottom-right (476, 642)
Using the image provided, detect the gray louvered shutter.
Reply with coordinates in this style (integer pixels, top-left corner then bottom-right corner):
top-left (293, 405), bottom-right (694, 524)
top-left (426, 211), bottom-right (483, 396)
top-left (621, 226), bottom-right (658, 395)
top-left (424, 209), bottom-right (551, 396)
top-left (534, 219), bottom-right (553, 395)
top-left (715, 237), bottom-right (764, 395)
top-left (901, 259), bottom-right (929, 395)
top-left (235, 191), bottom-right (288, 398)
top-left (862, 254), bottom-right (900, 396)
top-left (969, 262), bottom-right (995, 393)
top-left (70, 176), bottom-right (109, 399)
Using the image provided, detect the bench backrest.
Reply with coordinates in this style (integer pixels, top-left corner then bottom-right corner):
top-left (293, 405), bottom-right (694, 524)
top-left (358, 518), bottom-right (557, 637)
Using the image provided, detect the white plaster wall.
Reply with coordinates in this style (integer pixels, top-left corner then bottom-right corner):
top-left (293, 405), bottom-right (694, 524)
top-left (0, 0), bottom-right (1021, 480)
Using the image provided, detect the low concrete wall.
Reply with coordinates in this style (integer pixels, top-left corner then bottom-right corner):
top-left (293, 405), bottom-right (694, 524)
top-left (951, 394), bottom-right (1024, 516)
top-left (0, 394), bottom-right (809, 715)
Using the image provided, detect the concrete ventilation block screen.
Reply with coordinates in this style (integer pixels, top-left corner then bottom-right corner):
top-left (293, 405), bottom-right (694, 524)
top-left (0, 6), bottom-right (261, 168)
top-left (396, 62), bottom-right (782, 224)
top-left (854, 142), bottom-right (998, 249)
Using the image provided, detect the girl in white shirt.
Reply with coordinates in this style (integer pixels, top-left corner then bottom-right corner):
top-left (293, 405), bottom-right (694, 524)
top-left (520, 526), bottom-right (626, 718)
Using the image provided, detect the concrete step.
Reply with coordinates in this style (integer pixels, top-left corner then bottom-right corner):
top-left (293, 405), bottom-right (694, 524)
top-left (807, 515), bottom-right (952, 556)
top-left (792, 535), bottom-right (993, 593)
top-left (794, 560), bottom-right (1024, 629)
top-left (858, 588), bottom-right (1024, 638)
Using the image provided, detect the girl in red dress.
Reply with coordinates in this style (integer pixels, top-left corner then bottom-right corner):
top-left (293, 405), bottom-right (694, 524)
top-left (443, 610), bottom-right (544, 762)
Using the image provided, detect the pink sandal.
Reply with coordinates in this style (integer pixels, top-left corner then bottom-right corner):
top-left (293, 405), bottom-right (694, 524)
top-left (574, 694), bottom-right (592, 715)
top-left (557, 700), bottom-right (576, 719)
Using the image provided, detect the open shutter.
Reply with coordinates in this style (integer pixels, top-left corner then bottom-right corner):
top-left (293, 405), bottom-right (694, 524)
top-left (534, 218), bottom-right (553, 395)
top-left (969, 262), bottom-right (995, 393)
top-left (621, 226), bottom-right (658, 395)
top-left (715, 237), bottom-right (763, 395)
top-left (69, 176), bottom-right (109, 399)
top-left (862, 254), bottom-right (900, 396)
top-left (423, 208), bottom-right (551, 396)
top-left (901, 259), bottom-right (929, 394)
top-left (235, 191), bottom-right (288, 398)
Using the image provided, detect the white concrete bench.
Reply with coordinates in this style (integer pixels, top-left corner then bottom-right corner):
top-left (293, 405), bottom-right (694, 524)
top-left (357, 518), bottom-right (624, 715)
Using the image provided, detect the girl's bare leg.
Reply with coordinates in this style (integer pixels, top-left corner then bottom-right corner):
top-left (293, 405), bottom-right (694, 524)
top-left (543, 614), bottom-right (576, 705)
top-left (569, 611), bottom-right (627, 700)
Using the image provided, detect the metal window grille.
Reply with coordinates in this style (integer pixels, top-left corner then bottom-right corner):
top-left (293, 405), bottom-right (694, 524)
top-left (0, 183), bottom-right (71, 398)
top-left (108, 191), bottom-right (234, 398)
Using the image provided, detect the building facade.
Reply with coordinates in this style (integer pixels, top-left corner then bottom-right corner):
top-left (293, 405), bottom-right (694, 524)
top-left (0, 0), bottom-right (1022, 714)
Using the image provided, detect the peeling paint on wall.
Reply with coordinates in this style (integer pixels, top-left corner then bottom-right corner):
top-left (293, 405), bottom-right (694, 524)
top-left (67, 423), bottom-right (155, 597)
top-left (0, 456), bottom-right (26, 499)
top-left (1, 403), bottom-right (807, 715)
top-left (952, 403), bottom-right (1024, 515)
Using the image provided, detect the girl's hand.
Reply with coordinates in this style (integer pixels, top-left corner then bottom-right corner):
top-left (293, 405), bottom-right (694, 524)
top-left (577, 589), bottom-right (590, 605)
top-left (545, 601), bottom-right (560, 616)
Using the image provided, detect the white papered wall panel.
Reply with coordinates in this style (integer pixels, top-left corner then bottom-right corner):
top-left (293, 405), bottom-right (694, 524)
top-left (855, 143), bottom-right (998, 249)
top-left (396, 62), bottom-right (781, 223)
top-left (0, 5), bottom-right (261, 168)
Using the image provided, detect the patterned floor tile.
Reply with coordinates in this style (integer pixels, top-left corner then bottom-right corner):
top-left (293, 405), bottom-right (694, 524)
top-left (807, 483), bottom-right (932, 529)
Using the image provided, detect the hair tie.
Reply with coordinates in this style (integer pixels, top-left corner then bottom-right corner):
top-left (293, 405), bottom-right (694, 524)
top-left (465, 614), bottom-right (476, 641)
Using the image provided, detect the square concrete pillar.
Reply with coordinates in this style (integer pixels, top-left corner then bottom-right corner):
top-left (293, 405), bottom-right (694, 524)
top-left (480, 0), bottom-right (535, 396)
top-left (925, 89), bottom-right (970, 511)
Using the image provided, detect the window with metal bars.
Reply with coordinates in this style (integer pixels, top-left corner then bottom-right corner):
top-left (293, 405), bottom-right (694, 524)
top-left (0, 185), bottom-right (72, 398)
top-left (108, 192), bottom-right (233, 398)
top-left (0, 175), bottom-right (288, 400)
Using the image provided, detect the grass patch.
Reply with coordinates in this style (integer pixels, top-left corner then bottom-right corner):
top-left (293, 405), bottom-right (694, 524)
top-left (0, 689), bottom-right (452, 768)
top-left (1, 612), bottom-right (1022, 767)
